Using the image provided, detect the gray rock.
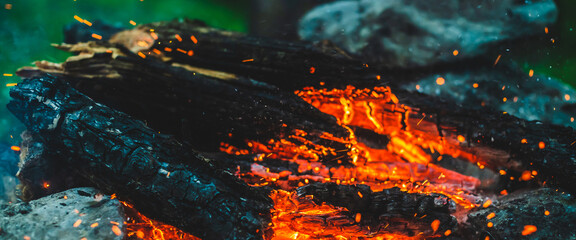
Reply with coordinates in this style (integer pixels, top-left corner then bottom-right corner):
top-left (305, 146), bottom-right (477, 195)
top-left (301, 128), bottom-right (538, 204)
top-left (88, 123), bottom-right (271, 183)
top-left (299, 0), bottom-right (557, 68)
top-left (0, 187), bottom-right (125, 240)
top-left (466, 188), bottom-right (576, 239)
top-left (0, 143), bottom-right (19, 204)
top-left (399, 64), bottom-right (576, 128)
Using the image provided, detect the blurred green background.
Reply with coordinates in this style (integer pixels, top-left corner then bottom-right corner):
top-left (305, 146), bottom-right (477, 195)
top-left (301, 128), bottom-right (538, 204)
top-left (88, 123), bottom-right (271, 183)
top-left (0, 0), bottom-right (575, 145)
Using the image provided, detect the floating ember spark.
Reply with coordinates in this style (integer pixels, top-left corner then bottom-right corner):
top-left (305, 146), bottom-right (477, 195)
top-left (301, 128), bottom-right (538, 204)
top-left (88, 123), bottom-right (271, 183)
top-left (92, 33), bottom-right (102, 40)
top-left (5, 4), bottom-right (12, 10)
top-left (494, 54), bottom-right (501, 66)
top-left (3, 73), bottom-right (13, 76)
top-left (10, 145), bottom-right (20, 151)
top-left (130, 20), bottom-right (137, 26)
top-left (6, 83), bottom-right (17, 87)
top-left (73, 219), bottom-right (82, 228)
top-left (529, 69), bottom-right (534, 77)
top-left (309, 67), bottom-right (316, 74)
top-left (436, 77), bottom-right (445, 85)
top-left (521, 225), bottom-right (537, 236)
top-left (452, 50), bottom-right (459, 56)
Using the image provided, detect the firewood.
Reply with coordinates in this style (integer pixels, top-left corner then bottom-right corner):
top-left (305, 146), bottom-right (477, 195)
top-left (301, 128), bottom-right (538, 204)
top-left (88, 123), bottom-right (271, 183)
top-left (8, 75), bottom-right (272, 240)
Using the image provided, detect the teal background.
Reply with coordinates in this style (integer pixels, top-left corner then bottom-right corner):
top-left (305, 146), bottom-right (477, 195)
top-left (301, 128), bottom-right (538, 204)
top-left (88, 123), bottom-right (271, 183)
top-left (0, 0), bottom-right (575, 145)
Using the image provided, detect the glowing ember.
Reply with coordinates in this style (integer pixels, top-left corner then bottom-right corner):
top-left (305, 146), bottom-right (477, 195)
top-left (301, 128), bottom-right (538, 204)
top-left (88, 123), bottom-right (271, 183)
top-left (521, 225), bottom-right (537, 236)
top-left (436, 77), bottom-right (445, 85)
top-left (10, 145), bottom-right (20, 151)
top-left (122, 201), bottom-right (200, 240)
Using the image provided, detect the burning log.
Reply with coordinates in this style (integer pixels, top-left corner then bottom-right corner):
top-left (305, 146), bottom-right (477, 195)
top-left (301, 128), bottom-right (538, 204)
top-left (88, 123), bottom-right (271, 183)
top-left (7, 75), bottom-right (272, 240)
top-left (56, 19), bottom-right (576, 194)
top-left (10, 19), bottom-right (576, 239)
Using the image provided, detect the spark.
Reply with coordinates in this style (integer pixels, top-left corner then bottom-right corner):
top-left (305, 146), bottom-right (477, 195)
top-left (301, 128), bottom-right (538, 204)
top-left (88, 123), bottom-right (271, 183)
top-left (5, 4), bottom-right (12, 9)
top-left (150, 32), bottom-right (158, 40)
top-left (436, 77), bottom-right (445, 85)
top-left (415, 84), bottom-right (420, 90)
top-left (521, 139), bottom-right (527, 144)
top-left (357, 191), bottom-right (363, 198)
top-left (487, 222), bottom-right (493, 228)
top-left (499, 170), bottom-right (507, 175)
top-left (43, 182), bottom-right (50, 189)
top-left (91, 222), bottom-right (99, 228)
top-left (500, 189), bottom-right (508, 195)
top-left (10, 146), bottom-right (20, 151)
top-left (503, 97), bottom-right (507, 102)
top-left (487, 212), bottom-right (495, 219)
top-left (137, 52), bottom-right (146, 58)
top-left (529, 69), bottom-right (534, 77)
top-left (444, 230), bottom-right (452, 236)
top-left (187, 50), bottom-right (194, 56)
top-left (545, 27), bottom-right (549, 34)
top-left (473, 83), bottom-right (478, 88)
top-left (457, 135), bottom-right (465, 142)
top-left (416, 115), bottom-right (425, 126)
top-left (376, 75), bottom-right (381, 80)
top-left (164, 47), bottom-right (172, 52)
top-left (112, 225), bottom-right (122, 236)
top-left (355, 213), bottom-right (362, 223)
top-left (494, 54), bottom-right (501, 66)
top-left (176, 48), bottom-right (187, 54)
top-left (91, 33), bottom-right (102, 40)
top-left (190, 35), bottom-right (198, 44)
top-left (6, 83), bottom-right (17, 87)
top-left (175, 34), bottom-right (183, 42)
top-left (431, 219), bottom-right (440, 233)
top-left (539, 141), bottom-right (545, 149)
top-left (242, 59), bottom-right (254, 62)
top-left (565, 94), bottom-right (571, 101)
top-left (452, 50), bottom-right (459, 56)
top-left (73, 219), bottom-right (82, 227)
top-left (152, 49), bottom-right (161, 55)
top-left (544, 210), bottom-right (550, 216)
top-left (482, 199), bottom-right (492, 208)
top-left (309, 67), bottom-right (316, 74)
top-left (521, 170), bottom-right (532, 181)
top-left (3, 73), bottom-right (13, 76)
top-left (23, 236), bottom-right (30, 240)
top-left (522, 225), bottom-right (537, 236)
top-left (129, 20), bottom-right (136, 26)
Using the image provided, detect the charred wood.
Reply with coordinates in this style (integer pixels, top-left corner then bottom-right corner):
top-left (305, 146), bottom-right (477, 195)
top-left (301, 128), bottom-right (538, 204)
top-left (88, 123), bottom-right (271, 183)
top-left (297, 183), bottom-right (457, 236)
top-left (8, 75), bottom-right (272, 240)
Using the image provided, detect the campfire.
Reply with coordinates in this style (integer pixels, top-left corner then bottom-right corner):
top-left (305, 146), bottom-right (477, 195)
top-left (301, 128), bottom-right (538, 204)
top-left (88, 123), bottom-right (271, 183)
top-left (3, 9), bottom-right (576, 240)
